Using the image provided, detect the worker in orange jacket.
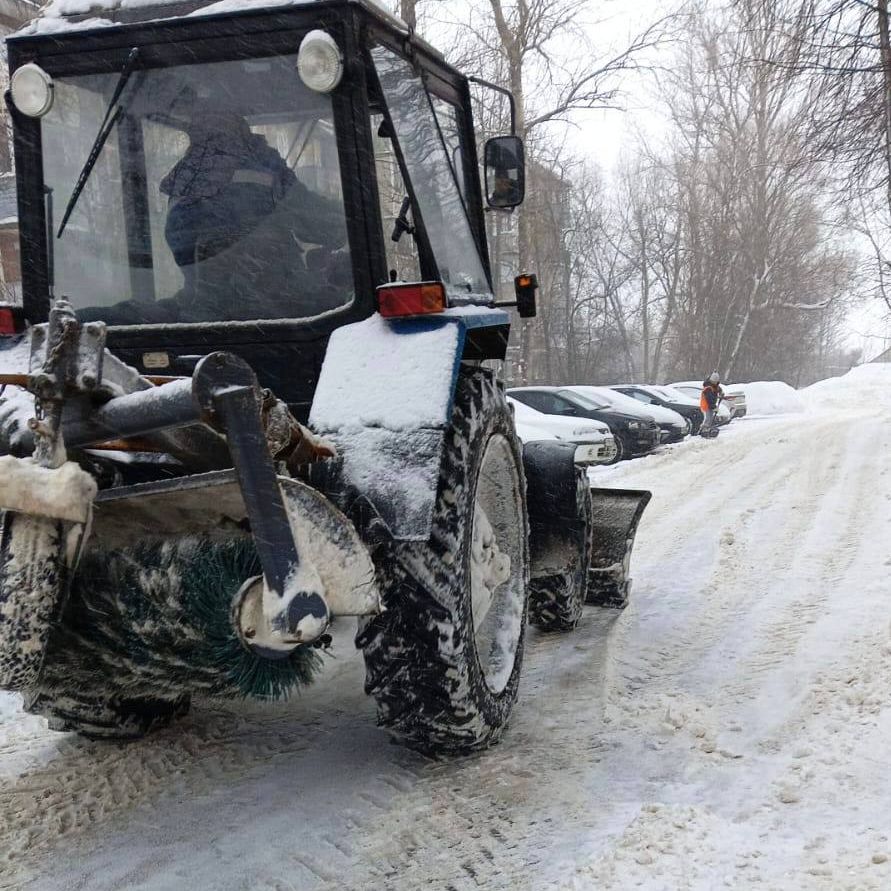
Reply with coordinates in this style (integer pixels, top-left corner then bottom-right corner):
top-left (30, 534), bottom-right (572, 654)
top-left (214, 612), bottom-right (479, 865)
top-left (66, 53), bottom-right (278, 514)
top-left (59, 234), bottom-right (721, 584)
top-left (700, 372), bottom-right (725, 437)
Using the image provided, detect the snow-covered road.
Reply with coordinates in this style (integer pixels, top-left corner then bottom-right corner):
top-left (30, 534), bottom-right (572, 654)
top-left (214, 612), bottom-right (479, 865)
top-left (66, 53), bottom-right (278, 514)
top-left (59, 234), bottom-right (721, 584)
top-left (2, 367), bottom-right (891, 890)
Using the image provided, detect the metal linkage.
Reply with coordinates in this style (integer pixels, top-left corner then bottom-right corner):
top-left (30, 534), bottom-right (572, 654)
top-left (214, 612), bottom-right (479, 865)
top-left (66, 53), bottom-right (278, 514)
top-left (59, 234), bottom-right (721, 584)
top-left (27, 298), bottom-right (105, 468)
top-left (15, 300), bottom-right (329, 650)
top-left (192, 352), bottom-right (329, 651)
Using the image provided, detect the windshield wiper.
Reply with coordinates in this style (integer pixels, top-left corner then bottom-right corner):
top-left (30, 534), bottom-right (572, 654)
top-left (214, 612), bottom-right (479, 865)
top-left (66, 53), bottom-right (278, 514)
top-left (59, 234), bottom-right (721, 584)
top-left (57, 47), bottom-right (140, 238)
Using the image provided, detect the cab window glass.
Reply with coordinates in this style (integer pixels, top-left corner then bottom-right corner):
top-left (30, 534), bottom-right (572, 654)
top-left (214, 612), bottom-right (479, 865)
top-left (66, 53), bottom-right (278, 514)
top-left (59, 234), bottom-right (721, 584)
top-left (371, 45), bottom-right (490, 301)
top-left (431, 96), bottom-right (466, 201)
top-left (371, 112), bottom-right (422, 283)
top-left (42, 53), bottom-right (353, 325)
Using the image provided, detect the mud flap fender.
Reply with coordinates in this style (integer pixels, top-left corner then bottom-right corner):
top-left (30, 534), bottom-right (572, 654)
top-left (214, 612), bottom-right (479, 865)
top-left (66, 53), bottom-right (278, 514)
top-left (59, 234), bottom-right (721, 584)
top-left (523, 440), bottom-right (585, 579)
top-left (309, 309), bottom-right (510, 541)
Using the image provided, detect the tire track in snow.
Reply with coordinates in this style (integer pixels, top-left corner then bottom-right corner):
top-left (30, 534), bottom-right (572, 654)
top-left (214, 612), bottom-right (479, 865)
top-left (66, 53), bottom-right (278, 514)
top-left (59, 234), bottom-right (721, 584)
top-left (599, 413), bottom-right (845, 713)
top-left (0, 652), bottom-right (378, 883)
top-left (715, 412), bottom-right (887, 714)
top-left (305, 615), bottom-right (624, 891)
top-left (6, 404), bottom-right (891, 891)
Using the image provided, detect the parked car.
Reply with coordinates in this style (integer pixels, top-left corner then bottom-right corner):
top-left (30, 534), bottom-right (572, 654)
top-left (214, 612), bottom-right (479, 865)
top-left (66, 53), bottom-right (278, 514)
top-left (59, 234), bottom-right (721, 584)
top-left (568, 385), bottom-right (689, 444)
top-left (506, 386), bottom-right (661, 463)
top-left (610, 383), bottom-right (705, 435)
top-left (722, 385), bottom-right (747, 419)
top-left (668, 381), bottom-right (733, 425)
top-left (509, 398), bottom-right (619, 466)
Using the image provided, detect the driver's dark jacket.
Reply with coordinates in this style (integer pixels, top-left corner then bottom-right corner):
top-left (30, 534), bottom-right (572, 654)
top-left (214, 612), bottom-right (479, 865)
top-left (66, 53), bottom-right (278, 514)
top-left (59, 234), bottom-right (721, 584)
top-left (79, 130), bottom-right (348, 325)
top-left (158, 130), bottom-right (348, 322)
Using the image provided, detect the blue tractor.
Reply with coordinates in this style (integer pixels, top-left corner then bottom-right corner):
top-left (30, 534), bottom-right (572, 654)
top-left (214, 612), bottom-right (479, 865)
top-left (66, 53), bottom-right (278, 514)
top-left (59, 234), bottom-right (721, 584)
top-left (0, 0), bottom-right (649, 753)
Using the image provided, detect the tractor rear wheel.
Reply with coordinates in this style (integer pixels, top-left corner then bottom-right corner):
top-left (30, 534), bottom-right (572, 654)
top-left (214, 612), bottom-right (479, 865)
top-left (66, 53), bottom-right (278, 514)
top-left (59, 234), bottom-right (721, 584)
top-left (358, 368), bottom-right (529, 755)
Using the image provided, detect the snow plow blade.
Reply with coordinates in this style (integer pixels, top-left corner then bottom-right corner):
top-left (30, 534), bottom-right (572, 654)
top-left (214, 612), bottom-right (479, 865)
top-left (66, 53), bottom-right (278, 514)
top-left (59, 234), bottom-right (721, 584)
top-left (586, 487), bottom-right (651, 608)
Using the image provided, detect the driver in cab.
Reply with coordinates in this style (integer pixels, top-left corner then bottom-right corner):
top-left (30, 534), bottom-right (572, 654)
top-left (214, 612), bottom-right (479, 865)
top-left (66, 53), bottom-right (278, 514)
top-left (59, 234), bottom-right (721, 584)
top-left (78, 104), bottom-right (349, 325)
top-left (160, 107), bottom-right (349, 322)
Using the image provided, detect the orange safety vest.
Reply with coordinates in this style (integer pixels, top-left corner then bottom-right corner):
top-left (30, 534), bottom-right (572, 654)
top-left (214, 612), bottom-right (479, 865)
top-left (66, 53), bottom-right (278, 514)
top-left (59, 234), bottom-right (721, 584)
top-left (700, 384), bottom-right (719, 412)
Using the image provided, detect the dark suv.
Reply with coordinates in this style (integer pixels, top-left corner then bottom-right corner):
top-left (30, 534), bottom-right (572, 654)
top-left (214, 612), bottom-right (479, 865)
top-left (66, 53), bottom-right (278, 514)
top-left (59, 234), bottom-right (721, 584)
top-left (507, 387), bottom-right (660, 463)
top-left (611, 384), bottom-right (704, 435)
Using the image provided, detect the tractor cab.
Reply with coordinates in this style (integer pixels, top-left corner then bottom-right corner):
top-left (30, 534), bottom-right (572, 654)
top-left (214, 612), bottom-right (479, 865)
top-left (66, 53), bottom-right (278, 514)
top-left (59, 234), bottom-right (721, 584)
top-left (6, 0), bottom-right (523, 415)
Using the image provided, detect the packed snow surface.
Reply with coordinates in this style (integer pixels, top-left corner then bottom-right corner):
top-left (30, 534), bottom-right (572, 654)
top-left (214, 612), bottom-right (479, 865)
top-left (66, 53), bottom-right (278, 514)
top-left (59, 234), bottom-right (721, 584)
top-left (3, 364), bottom-right (891, 889)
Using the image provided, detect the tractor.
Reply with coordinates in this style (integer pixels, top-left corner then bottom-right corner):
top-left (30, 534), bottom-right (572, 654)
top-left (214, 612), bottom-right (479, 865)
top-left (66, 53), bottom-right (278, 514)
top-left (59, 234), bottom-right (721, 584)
top-left (0, 0), bottom-right (650, 753)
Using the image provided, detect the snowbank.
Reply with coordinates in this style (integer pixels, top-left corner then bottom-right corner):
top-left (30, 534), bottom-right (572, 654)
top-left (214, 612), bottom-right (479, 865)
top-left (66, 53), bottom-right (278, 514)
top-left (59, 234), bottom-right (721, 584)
top-left (800, 362), bottom-right (891, 412)
top-left (738, 364), bottom-right (891, 416)
top-left (737, 380), bottom-right (804, 416)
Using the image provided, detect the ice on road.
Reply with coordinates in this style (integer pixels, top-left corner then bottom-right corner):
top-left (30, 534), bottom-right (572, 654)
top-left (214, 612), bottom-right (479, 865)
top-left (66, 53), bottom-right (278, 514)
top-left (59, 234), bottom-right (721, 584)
top-left (2, 367), bottom-right (891, 890)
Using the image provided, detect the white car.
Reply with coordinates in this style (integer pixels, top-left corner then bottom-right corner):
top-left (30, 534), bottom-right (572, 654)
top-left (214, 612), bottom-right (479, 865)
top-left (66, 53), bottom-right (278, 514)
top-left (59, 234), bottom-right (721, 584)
top-left (565, 385), bottom-right (689, 443)
top-left (669, 381), bottom-right (733, 424)
top-left (508, 397), bottom-right (618, 466)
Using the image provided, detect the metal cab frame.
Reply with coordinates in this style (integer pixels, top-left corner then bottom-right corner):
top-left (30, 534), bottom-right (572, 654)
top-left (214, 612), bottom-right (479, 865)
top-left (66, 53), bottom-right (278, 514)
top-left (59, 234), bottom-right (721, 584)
top-left (6, 0), bottom-right (504, 418)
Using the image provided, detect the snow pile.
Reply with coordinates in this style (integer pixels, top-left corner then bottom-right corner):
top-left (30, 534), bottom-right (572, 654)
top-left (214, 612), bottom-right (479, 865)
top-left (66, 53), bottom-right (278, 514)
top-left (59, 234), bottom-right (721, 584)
top-left (737, 380), bottom-right (804, 416)
top-left (800, 362), bottom-right (891, 412)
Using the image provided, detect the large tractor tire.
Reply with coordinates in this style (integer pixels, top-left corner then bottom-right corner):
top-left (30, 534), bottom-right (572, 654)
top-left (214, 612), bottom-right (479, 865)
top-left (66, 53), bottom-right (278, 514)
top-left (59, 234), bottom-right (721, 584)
top-left (358, 368), bottom-right (529, 755)
top-left (528, 470), bottom-right (593, 633)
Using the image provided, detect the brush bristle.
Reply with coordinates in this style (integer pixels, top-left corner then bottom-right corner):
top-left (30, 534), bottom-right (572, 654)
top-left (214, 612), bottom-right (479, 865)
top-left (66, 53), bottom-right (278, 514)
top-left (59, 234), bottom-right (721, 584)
top-left (35, 535), bottom-right (322, 705)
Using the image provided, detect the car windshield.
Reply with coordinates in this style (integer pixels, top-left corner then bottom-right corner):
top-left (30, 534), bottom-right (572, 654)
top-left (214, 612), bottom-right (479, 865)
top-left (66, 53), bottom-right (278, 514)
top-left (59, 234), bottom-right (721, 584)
top-left (560, 389), bottom-right (609, 410)
top-left (41, 53), bottom-right (353, 325)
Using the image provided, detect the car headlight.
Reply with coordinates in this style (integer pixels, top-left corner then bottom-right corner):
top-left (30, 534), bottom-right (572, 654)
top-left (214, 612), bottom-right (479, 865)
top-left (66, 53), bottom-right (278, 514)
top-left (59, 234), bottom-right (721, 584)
top-left (627, 421), bottom-right (641, 430)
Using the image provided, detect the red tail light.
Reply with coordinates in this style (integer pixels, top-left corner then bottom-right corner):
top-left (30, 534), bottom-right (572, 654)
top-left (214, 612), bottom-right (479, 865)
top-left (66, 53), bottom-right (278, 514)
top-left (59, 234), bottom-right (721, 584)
top-left (0, 307), bottom-right (18, 335)
top-left (377, 282), bottom-right (446, 318)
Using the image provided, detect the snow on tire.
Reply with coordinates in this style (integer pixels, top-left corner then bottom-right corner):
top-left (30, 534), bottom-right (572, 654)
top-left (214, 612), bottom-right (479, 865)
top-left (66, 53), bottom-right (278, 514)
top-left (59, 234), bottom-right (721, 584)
top-left (358, 368), bottom-right (529, 755)
top-left (528, 471), bottom-right (593, 633)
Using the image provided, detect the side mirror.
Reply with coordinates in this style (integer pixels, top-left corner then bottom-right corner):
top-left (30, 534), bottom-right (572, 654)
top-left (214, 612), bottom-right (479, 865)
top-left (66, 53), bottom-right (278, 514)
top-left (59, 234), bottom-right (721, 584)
top-left (485, 135), bottom-right (525, 208)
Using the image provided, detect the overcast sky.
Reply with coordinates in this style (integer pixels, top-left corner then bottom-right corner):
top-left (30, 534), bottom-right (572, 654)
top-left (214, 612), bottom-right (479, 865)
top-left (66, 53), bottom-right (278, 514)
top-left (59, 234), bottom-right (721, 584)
top-left (409, 0), bottom-right (891, 358)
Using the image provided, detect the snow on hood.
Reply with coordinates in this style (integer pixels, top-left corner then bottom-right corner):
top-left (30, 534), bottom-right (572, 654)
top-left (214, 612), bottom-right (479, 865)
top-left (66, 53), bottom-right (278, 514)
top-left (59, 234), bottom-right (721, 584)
top-left (513, 421), bottom-right (558, 444)
top-left (578, 386), bottom-right (685, 426)
top-left (507, 396), bottom-right (610, 438)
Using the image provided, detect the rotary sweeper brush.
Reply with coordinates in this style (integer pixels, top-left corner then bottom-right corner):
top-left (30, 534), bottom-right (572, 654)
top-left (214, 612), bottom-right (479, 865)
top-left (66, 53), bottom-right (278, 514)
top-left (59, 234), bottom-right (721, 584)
top-left (0, 0), bottom-right (650, 753)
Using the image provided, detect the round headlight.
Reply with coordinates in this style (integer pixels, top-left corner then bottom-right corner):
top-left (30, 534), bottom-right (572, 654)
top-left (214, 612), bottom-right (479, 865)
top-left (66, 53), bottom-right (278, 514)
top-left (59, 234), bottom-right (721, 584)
top-left (297, 30), bottom-right (343, 93)
top-left (10, 63), bottom-right (54, 118)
